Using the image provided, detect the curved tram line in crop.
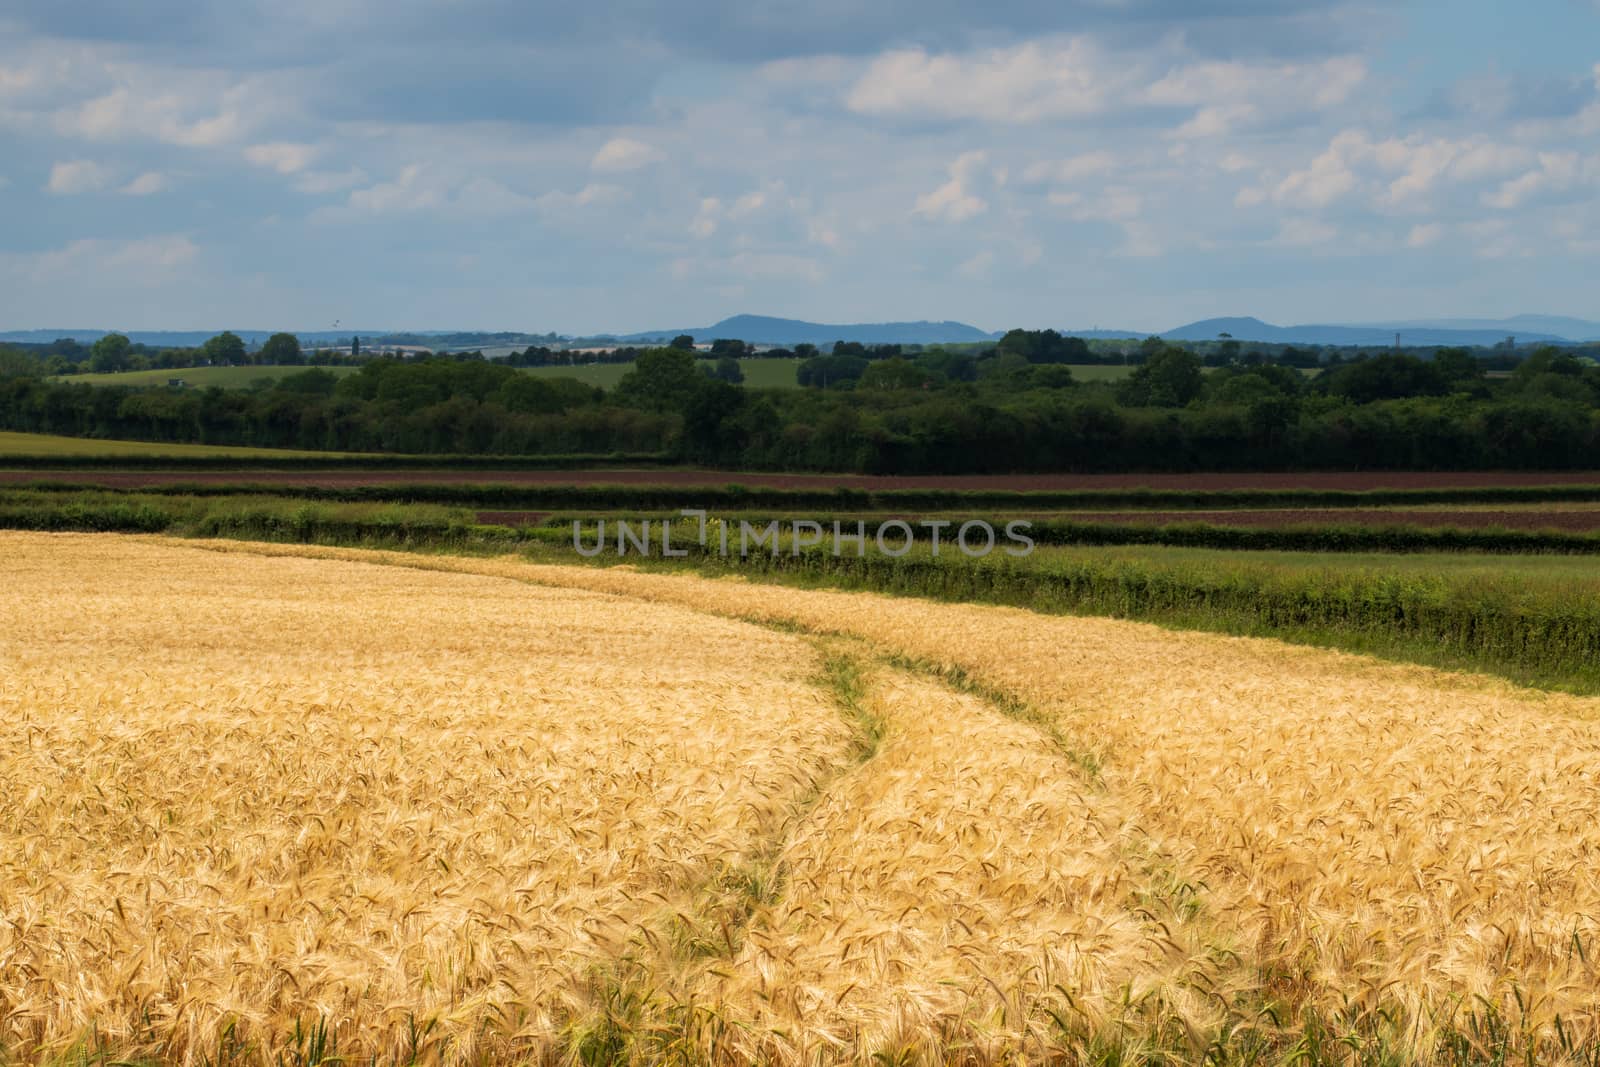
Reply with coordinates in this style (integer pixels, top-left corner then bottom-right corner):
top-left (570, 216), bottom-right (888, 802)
top-left (2, 533), bottom-right (1599, 1064)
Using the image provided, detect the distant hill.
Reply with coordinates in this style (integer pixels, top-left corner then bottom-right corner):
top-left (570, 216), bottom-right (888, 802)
top-left (7, 312), bottom-right (1595, 351)
top-left (1361, 315), bottom-right (1600, 342)
top-left (1160, 317), bottom-right (1571, 347)
top-left (616, 315), bottom-right (999, 346)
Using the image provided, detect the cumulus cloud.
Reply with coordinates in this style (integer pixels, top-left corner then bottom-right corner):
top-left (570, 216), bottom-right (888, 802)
top-left (1405, 222), bottom-right (1444, 248)
top-left (120, 171), bottom-right (168, 195)
top-left (914, 151), bottom-right (990, 222)
top-left (534, 183), bottom-right (627, 214)
top-left (1484, 153), bottom-right (1600, 209)
top-left (1060, 186), bottom-right (1142, 223)
top-left (590, 137), bottom-right (661, 172)
top-left (1239, 130), bottom-right (1536, 212)
top-left (1021, 151), bottom-right (1116, 184)
top-left (689, 197), bottom-right (722, 238)
top-left (846, 39), bottom-right (1367, 135)
top-left (292, 167), bottom-right (368, 195)
top-left (1144, 56), bottom-right (1366, 112)
top-left (3, 0), bottom-right (1598, 329)
top-left (12, 234), bottom-right (199, 276)
top-left (55, 86), bottom-right (245, 147)
top-left (245, 142), bottom-right (317, 174)
top-left (1272, 217), bottom-right (1338, 247)
top-left (344, 164), bottom-right (441, 215)
top-left (848, 39), bottom-right (1116, 123)
top-left (670, 250), bottom-right (824, 284)
top-left (957, 249), bottom-right (996, 278)
top-left (45, 159), bottom-right (111, 194)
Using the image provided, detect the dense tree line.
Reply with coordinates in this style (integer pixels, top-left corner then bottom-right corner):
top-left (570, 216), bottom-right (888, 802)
top-left (3, 336), bottom-right (1599, 473)
top-left (6, 332), bottom-right (386, 375)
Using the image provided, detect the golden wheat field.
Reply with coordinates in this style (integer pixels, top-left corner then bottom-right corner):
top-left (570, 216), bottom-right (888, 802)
top-left (4, 533), bottom-right (1600, 1065)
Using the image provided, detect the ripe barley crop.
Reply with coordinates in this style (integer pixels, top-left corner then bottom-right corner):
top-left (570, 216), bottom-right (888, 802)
top-left (13, 534), bottom-right (1600, 1064)
top-left (208, 543), bottom-right (1600, 1060)
top-left (0, 534), bottom-right (853, 1064)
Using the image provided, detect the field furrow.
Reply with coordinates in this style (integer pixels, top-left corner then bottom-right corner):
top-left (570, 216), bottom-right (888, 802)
top-left (696, 666), bottom-right (1181, 1064)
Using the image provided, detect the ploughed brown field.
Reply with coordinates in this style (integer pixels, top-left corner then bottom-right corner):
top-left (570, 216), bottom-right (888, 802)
top-left (475, 506), bottom-right (1600, 530)
top-left (1046, 507), bottom-right (1600, 530)
top-left (5, 468), bottom-right (1600, 490)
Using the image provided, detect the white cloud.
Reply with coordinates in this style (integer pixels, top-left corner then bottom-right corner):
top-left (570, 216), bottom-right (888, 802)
top-left (56, 86), bottom-right (244, 147)
top-left (1171, 104), bottom-right (1257, 139)
top-left (1243, 131), bottom-right (1539, 213)
top-left (690, 197), bottom-right (721, 238)
top-left (806, 218), bottom-right (840, 248)
top-left (11, 235), bottom-right (199, 278)
top-left (1021, 151), bottom-right (1115, 184)
top-left (534, 183), bottom-right (626, 214)
top-left (322, 165), bottom-right (625, 223)
top-left (0, 64), bottom-right (39, 94)
top-left (728, 190), bottom-right (767, 219)
top-left (848, 39), bottom-right (1115, 123)
top-left (1145, 56), bottom-right (1366, 111)
top-left (1268, 131), bottom-right (1363, 208)
top-left (1405, 222), bottom-right (1444, 248)
top-left (245, 142), bottom-right (316, 174)
top-left (292, 168), bottom-right (368, 195)
top-left (914, 151), bottom-right (989, 222)
top-left (1484, 152), bottom-right (1599, 209)
top-left (45, 159), bottom-right (111, 195)
top-left (591, 137), bottom-right (661, 172)
top-left (1272, 218), bottom-right (1338, 247)
top-left (120, 171), bottom-right (168, 195)
top-left (957, 249), bottom-right (995, 278)
top-left (1379, 137), bottom-right (1530, 205)
top-left (1117, 221), bottom-right (1164, 259)
top-left (453, 176), bottom-right (539, 216)
top-left (1462, 218), bottom-right (1521, 259)
top-left (345, 164), bottom-right (441, 214)
top-left (670, 251), bottom-right (824, 284)
top-left (1062, 186), bottom-right (1142, 223)
top-left (846, 43), bottom-right (1364, 132)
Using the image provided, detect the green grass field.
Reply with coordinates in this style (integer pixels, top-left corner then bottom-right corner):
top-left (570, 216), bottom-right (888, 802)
top-left (52, 359), bottom-right (1318, 392)
top-left (1058, 363), bottom-right (1135, 381)
top-left (600, 537), bottom-right (1600, 692)
top-left (54, 359), bottom-right (804, 390)
top-left (0, 431), bottom-right (354, 459)
top-left (56, 366), bottom-right (359, 388)
top-left (1027, 541), bottom-right (1600, 591)
top-left (521, 358), bottom-right (800, 388)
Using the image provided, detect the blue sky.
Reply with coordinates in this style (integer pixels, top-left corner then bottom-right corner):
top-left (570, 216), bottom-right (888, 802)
top-left (1, 0), bottom-right (1596, 334)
